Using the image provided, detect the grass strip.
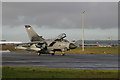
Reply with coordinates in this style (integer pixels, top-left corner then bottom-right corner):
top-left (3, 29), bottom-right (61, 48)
top-left (2, 66), bottom-right (119, 78)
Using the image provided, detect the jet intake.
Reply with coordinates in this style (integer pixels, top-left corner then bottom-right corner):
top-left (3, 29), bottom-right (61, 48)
top-left (69, 43), bottom-right (77, 49)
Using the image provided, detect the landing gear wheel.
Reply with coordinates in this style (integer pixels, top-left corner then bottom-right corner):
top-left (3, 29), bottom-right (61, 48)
top-left (61, 50), bottom-right (65, 56)
top-left (51, 53), bottom-right (55, 56)
top-left (37, 53), bottom-right (41, 56)
top-left (62, 54), bottom-right (65, 56)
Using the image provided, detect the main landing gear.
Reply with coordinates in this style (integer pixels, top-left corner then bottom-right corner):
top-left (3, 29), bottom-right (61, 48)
top-left (61, 52), bottom-right (65, 56)
top-left (51, 53), bottom-right (55, 56)
top-left (37, 53), bottom-right (41, 56)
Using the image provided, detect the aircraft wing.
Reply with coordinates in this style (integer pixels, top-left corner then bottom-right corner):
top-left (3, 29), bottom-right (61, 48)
top-left (15, 41), bottom-right (46, 51)
top-left (14, 41), bottom-right (45, 46)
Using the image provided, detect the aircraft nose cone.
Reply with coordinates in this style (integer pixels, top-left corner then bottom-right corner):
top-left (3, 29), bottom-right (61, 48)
top-left (69, 43), bottom-right (77, 49)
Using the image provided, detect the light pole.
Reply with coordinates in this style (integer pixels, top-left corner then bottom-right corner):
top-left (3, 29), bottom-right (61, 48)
top-left (81, 11), bottom-right (85, 51)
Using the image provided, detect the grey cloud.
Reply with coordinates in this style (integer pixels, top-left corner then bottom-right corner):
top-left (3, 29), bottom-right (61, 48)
top-left (2, 2), bottom-right (118, 29)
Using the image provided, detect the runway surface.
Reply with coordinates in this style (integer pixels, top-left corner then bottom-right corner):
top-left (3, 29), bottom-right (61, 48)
top-left (2, 51), bottom-right (119, 70)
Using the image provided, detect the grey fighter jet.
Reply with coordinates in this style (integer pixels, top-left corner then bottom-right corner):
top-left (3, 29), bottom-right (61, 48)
top-left (15, 25), bottom-right (77, 56)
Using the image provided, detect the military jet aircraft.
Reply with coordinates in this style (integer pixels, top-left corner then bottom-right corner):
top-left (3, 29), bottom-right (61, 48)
top-left (15, 25), bottom-right (77, 56)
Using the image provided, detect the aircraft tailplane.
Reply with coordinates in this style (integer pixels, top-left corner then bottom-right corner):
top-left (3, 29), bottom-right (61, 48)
top-left (25, 25), bottom-right (44, 42)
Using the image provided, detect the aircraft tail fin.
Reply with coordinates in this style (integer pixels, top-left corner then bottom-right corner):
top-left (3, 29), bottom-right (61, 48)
top-left (25, 25), bottom-right (44, 42)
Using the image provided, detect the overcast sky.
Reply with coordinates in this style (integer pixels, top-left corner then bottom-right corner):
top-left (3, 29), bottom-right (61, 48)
top-left (2, 2), bottom-right (118, 42)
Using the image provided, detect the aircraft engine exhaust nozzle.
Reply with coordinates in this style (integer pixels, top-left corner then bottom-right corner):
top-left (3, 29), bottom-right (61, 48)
top-left (69, 43), bottom-right (77, 49)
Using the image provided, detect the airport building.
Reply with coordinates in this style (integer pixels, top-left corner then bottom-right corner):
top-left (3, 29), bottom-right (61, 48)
top-left (75, 40), bottom-right (119, 47)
